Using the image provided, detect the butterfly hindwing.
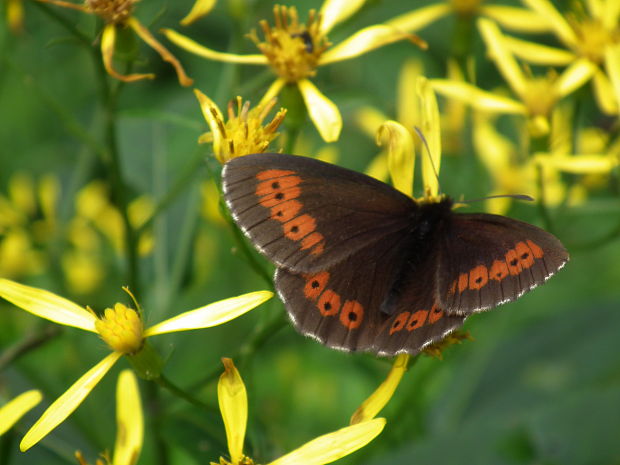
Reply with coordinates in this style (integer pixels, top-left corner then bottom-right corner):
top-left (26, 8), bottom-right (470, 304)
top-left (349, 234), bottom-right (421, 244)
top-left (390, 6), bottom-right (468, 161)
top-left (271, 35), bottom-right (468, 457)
top-left (275, 230), bottom-right (466, 356)
top-left (223, 153), bottom-right (414, 273)
top-left (438, 213), bottom-right (569, 315)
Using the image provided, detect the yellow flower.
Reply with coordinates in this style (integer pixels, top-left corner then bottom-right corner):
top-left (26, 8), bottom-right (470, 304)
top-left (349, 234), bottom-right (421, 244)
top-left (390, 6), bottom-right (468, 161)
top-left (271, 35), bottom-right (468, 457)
top-left (38, 0), bottom-right (193, 86)
top-left (0, 172), bottom-right (59, 279)
top-left (213, 358), bottom-right (386, 465)
top-left (386, 0), bottom-right (550, 35)
top-left (471, 110), bottom-right (568, 214)
top-left (164, 2), bottom-right (423, 142)
top-left (0, 390), bottom-right (42, 436)
top-left (432, 18), bottom-right (596, 136)
top-left (368, 76), bottom-right (443, 199)
top-left (507, 0), bottom-right (620, 114)
top-left (357, 58), bottom-right (465, 185)
top-left (0, 279), bottom-right (273, 451)
top-left (75, 370), bottom-right (143, 465)
top-left (195, 90), bottom-right (287, 163)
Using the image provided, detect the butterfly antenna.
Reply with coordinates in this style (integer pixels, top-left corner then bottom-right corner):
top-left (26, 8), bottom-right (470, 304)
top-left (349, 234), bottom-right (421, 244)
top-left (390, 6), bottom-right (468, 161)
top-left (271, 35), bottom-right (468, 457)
top-left (413, 126), bottom-right (441, 194)
top-left (460, 193), bottom-right (535, 204)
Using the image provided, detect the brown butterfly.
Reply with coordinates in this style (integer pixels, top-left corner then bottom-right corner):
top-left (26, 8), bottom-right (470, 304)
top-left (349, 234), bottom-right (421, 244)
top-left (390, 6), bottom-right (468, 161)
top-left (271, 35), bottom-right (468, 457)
top-left (222, 153), bottom-right (569, 356)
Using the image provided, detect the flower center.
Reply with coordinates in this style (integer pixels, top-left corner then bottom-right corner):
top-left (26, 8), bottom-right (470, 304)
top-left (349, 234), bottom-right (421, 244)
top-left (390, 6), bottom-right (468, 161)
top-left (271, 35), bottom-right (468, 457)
top-left (86, 0), bottom-right (137, 24)
top-left (95, 303), bottom-right (144, 353)
top-left (522, 74), bottom-right (559, 117)
top-left (247, 5), bottom-right (330, 82)
top-left (571, 18), bottom-right (620, 63)
top-left (208, 97), bottom-right (287, 162)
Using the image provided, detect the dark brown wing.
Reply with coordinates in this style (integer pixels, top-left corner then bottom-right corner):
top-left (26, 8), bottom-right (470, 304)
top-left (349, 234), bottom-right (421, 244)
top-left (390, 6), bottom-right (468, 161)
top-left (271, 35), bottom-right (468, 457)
top-left (275, 229), bottom-right (466, 357)
top-left (222, 153), bottom-right (415, 273)
top-left (437, 213), bottom-right (569, 315)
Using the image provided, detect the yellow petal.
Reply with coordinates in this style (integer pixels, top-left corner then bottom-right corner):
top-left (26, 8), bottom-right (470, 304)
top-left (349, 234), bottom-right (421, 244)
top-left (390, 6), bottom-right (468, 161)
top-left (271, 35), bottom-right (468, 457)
top-left (376, 121), bottom-right (414, 197)
top-left (417, 78), bottom-right (441, 196)
top-left (101, 24), bottom-right (155, 83)
top-left (218, 358), bottom-right (247, 464)
top-left (521, 0), bottom-right (577, 47)
top-left (534, 153), bottom-right (619, 173)
top-left (320, 25), bottom-right (421, 66)
top-left (480, 5), bottom-right (552, 33)
top-left (592, 69), bottom-right (619, 114)
top-left (385, 4), bottom-right (451, 32)
top-left (297, 80), bottom-right (342, 142)
top-left (20, 352), bottom-right (121, 451)
top-left (194, 89), bottom-right (225, 158)
top-left (162, 29), bottom-right (267, 64)
top-left (605, 43), bottom-right (620, 113)
top-left (268, 418), bottom-right (386, 465)
top-left (601, 0), bottom-right (620, 30)
top-left (350, 354), bottom-right (408, 424)
top-left (319, 0), bottom-right (366, 35)
top-left (555, 58), bottom-right (597, 97)
top-left (113, 370), bottom-right (143, 465)
top-left (432, 80), bottom-right (526, 114)
top-left (143, 291), bottom-right (273, 336)
top-left (0, 278), bottom-right (97, 332)
top-left (397, 58), bottom-right (424, 130)
top-left (259, 78), bottom-right (287, 107)
top-left (127, 17), bottom-right (193, 87)
top-left (502, 35), bottom-right (576, 66)
top-left (0, 390), bottom-right (42, 436)
top-left (180, 0), bottom-right (216, 26)
top-left (472, 112), bottom-right (512, 179)
top-left (477, 18), bottom-right (527, 97)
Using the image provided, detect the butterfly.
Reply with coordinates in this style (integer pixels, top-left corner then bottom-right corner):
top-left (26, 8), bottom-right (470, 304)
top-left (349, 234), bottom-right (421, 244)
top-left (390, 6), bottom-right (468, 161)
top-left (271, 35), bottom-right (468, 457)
top-left (222, 153), bottom-right (569, 356)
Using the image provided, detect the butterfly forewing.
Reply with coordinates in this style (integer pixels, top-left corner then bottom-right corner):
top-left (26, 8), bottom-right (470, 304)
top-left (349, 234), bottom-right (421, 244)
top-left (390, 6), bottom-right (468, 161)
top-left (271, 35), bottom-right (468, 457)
top-left (437, 213), bottom-right (569, 315)
top-left (223, 154), bottom-right (415, 273)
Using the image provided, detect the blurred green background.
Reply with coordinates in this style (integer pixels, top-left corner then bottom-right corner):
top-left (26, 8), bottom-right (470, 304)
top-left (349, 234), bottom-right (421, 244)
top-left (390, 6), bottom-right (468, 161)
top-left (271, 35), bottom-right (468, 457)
top-left (1, 0), bottom-right (619, 464)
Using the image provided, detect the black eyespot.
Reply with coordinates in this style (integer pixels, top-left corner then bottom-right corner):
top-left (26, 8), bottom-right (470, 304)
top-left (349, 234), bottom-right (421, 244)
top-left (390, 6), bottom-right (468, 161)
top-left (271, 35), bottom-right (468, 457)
top-left (311, 280), bottom-right (319, 288)
top-left (475, 277), bottom-right (483, 283)
top-left (271, 181), bottom-right (280, 189)
top-left (521, 253), bottom-right (529, 259)
top-left (348, 312), bottom-right (357, 321)
top-left (324, 302), bottom-right (331, 310)
top-left (275, 193), bottom-right (284, 200)
top-left (510, 259), bottom-right (518, 266)
top-left (276, 211), bottom-right (283, 216)
top-left (291, 226), bottom-right (299, 233)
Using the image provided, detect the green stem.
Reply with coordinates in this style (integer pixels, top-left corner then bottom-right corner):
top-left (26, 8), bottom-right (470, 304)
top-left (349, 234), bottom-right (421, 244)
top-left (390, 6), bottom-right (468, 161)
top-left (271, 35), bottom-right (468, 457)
top-left (191, 308), bottom-right (288, 390)
top-left (451, 14), bottom-right (475, 77)
top-left (227, 216), bottom-right (274, 287)
top-left (91, 49), bottom-right (141, 296)
top-left (155, 374), bottom-right (218, 414)
top-left (145, 383), bottom-right (169, 465)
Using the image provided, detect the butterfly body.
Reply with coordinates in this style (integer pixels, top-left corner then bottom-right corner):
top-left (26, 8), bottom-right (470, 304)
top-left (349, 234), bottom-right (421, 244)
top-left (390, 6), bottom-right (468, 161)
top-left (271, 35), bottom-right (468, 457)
top-left (222, 153), bottom-right (568, 356)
